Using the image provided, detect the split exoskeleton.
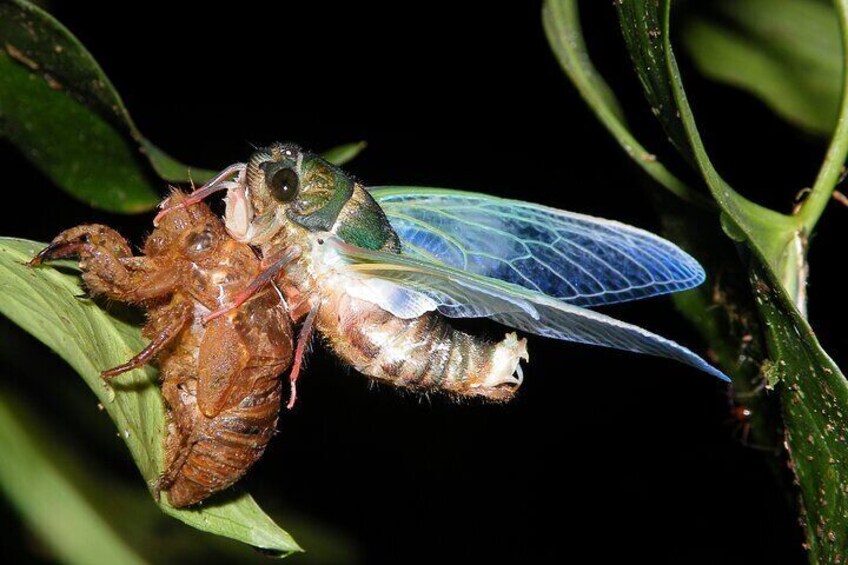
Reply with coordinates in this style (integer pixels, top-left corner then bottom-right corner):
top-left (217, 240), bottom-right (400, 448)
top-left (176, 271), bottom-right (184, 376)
top-left (32, 192), bottom-right (293, 507)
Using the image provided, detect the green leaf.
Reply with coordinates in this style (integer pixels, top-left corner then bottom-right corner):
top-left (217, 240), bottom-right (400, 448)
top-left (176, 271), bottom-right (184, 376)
top-left (0, 0), bottom-right (215, 212)
top-left (541, 0), bottom-right (711, 207)
top-left (615, 0), bottom-right (848, 559)
top-left (0, 0), bottom-right (368, 214)
top-left (614, 2), bottom-right (694, 164)
top-left (322, 141), bottom-right (367, 166)
top-left (545, 0), bottom-right (848, 558)
top-left (0, 390), bottom-right (146, 565)
top-left (749, 257), bottom-right (848, 561)
top-left (541, 0), bottom-right (808, 294)
top-left (614, 0), bottom-right (807, 304)
top-left (0, 238), bottom-right (301, 556)
top-left (682, 0), bottom-right (841, 137)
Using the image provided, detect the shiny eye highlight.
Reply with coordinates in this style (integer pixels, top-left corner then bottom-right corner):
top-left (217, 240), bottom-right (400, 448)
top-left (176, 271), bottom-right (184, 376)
top-left (185, 228), bottom-right (215, 255)
top-left (268, 167), bottom-right (299, 202)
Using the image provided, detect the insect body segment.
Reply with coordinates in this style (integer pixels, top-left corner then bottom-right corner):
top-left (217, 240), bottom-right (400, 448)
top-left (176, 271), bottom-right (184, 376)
top-left (158, 287), bottom-right (289, 506)
top-left (316, 277), bottom-right (529, 401)
top-left (33, 191), bottom-right (294, 507)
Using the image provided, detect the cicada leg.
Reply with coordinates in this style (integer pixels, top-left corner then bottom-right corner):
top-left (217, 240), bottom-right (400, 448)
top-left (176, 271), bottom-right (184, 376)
top-left (30, 224), bottom-right (132, 266)
top-left (102, 302), bottom-right (192, 380)
top-left (31, 225), bottom-right (177, 303)
top-left (287, 303), bottom-right (319, 410)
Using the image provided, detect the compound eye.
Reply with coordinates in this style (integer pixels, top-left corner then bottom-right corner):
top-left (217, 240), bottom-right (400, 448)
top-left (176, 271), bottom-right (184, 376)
top-left (185, 228), bottom-right (215, 255)
top-left (268, 167), bottom-right (299, 202)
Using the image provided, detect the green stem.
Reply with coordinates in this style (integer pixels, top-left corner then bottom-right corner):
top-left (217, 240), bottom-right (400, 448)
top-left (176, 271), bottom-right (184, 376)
top-left (798, 0), bottom-right (848, 233)
top-left (542, 0), bottom-right (713, 209)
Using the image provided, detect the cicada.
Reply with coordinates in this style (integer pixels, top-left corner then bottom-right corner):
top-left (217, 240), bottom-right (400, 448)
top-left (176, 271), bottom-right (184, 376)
top-left (33, 191), bottom-right (294, 507)
top-left (160, 142), bottom-right (728, 405)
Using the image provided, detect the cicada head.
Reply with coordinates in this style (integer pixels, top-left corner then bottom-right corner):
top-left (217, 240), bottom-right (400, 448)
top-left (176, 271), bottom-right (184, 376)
top-left (146, 189), bottom-right (225, 260)
top-left (237, 142), bottom-right (355, 243)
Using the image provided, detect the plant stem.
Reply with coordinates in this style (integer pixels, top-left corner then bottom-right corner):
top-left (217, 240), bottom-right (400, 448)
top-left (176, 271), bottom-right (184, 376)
top-left (542, 0), bottom-right (714, 209)
top-left (798, 0), bottom-right (848, 233)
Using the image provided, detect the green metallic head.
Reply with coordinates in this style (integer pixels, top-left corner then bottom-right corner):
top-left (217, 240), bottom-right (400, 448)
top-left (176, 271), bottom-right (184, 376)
top-left (224, 142), bottom-right (398, 251)
top-left (244, 142), bottom-right (354, 234)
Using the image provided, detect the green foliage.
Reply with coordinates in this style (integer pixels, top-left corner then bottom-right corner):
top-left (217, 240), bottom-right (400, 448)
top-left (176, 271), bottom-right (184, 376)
top-left (542, 0), bottom-right (710, 207)
top-left (0, 239), bottom-right (301, 556)
top-left (0, 1), bottom-right (371, 555)
top-left (0, 0), bottom-right (209, 212)
top-left (544, 0), bottom-right (848, 560)
top-left (0, 0), bottom-right (367, 213)
top-left (0, 390), bottom-right (146, 565)
top-left (683, 0), bottom-right (842, 136)
top-left (751, 260), bottom-right (848, 558)
top-left (322, 141), bottom-right (368, 166)
top-left (3, 0), bottom-right (847, 560)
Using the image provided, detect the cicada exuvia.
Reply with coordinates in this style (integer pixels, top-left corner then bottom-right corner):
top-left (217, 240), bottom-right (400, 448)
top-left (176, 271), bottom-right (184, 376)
top-left (33, 191), bottom-right (294, 507)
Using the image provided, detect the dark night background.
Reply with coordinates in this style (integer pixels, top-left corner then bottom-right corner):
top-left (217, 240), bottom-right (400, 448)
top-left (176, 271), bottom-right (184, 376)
top-left (2, 1), bottom-right (845, 563)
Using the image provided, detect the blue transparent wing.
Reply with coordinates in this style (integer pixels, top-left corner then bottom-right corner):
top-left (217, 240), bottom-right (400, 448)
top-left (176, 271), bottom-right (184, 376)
top-left (369, 187), bottom-right (705, 308)
top-left (334, 238), bottom-right (728, 382)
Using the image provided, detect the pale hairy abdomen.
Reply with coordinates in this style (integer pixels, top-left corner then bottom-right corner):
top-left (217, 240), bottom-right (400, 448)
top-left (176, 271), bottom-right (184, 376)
top-left (315, 283), bottom-right (529, 401)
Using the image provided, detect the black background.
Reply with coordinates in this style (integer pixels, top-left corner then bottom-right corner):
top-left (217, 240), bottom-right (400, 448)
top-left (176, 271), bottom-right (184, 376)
top-left (3, 1), bottom-right (846, 563)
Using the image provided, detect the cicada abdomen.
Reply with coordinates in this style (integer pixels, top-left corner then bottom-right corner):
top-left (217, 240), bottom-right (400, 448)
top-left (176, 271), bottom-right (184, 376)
top-left (156, 289), bottom-right (291, 507)
top-left (315, 284), bottom-right (528, 401)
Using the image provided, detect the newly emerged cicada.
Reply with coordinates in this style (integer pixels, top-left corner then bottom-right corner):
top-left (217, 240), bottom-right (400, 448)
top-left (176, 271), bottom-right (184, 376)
top-left (159, 143), bottom-right (728, 406)
top-left (32, 191), bottom-right (294, 507)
